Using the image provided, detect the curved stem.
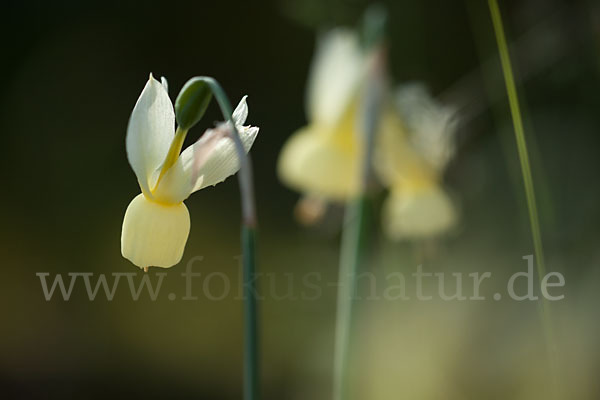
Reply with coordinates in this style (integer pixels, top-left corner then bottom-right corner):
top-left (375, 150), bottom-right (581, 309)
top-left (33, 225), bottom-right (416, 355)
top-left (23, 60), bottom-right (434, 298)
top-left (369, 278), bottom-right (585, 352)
top-left (192, 77), bottom-right (259, 400)
top-left (196, 77), bottom-right (257, 227)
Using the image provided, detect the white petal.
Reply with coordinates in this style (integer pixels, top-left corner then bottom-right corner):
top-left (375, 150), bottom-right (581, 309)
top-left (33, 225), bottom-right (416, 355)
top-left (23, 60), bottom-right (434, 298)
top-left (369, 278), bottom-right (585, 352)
top-left (307, 29), bottom-right (366, 126)
top-left (152, 98), bottom-right (258, 202)
top-left (395, 83), bottom-right (458, 172)
top-left (121, 193), bottom-right (190, 268)
top-left (126, 75), bottom-right (175, 197)
top-left (194, 125), bottom-right (259, 190)
top-left (232, 96), bottom-right (249, 126)
top-left (151, 128), bottom-right (228, 204)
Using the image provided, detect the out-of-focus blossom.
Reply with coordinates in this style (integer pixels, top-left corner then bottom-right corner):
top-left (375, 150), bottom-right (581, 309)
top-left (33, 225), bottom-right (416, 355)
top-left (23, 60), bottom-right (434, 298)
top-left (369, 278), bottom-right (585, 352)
top-left (381, 181), bottom-right (457, 240)
top-left (396, 83), bottom-right (458, 172)
top-left (277, 29), bottom-right (367, 201)
top-left (376, 84), bottom-right (459, 240)
top-left (278, 27), bottom-right (459, 240)
top-left (121, 75), bottom-right (258, 269)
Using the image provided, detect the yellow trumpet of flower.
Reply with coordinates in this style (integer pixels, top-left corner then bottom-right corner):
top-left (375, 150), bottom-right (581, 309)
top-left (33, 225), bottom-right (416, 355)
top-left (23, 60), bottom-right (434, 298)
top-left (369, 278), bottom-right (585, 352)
top-left (121, 75), bottom-right (259, 269)
top-left (278, 29), bottom-right (458, 240)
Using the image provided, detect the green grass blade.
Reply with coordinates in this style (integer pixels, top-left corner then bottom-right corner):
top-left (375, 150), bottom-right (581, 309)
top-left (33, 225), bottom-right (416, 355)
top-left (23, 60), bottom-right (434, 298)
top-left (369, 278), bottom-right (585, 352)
top-left (487, 0), bottom-right (559, 394)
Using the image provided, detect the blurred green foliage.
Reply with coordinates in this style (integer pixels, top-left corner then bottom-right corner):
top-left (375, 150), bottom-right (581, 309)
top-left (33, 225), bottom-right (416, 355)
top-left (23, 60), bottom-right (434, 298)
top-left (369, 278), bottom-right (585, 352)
top-left (1, 0), bottom-right (599, 399)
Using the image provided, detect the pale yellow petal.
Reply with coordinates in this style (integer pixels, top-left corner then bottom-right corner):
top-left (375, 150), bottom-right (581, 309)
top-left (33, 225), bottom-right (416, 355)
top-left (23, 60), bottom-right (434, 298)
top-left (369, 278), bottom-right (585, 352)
top-left (277, 126), bottom-right (360, 201)
top-left (382, 184), bottom-right (457, 240)
top-left (374, 105), bottom-right (435, 187)
top-left (121, 194), bottom-right (190, 268)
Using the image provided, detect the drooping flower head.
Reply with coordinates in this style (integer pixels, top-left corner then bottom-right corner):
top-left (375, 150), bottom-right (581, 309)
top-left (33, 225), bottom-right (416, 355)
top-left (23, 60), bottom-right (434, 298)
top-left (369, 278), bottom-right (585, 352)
top-left (121, 75), bottom-right (259, 269)
top-left (278, 27), bottom-right (460, 240)
top-left (278, 29), bottom-right (368, 201)
top-left (376, 84), bottom-right (459, 240)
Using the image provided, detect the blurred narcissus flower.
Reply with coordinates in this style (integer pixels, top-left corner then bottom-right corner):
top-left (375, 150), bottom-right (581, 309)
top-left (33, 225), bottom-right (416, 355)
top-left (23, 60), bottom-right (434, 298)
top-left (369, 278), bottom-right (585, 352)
top-left (121, 75), bottom-right (258, 269)
top-left (277, 28), bottom-right (368, 202)
top-left (376, 84), bottom-right (459, 240)
top-left (278, 27), bottom-right (459, 239)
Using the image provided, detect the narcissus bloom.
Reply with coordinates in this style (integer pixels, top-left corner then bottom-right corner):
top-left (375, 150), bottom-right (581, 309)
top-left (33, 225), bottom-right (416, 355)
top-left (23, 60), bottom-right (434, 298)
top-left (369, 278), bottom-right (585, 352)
top-left (278, 29), bottom-right (367, 201)
top-left (121, 76), bottom-right (258, 269)
top-left (376, 84), bottom-right (458, 240)
top-left (278, 28), bottom-right (459, 240)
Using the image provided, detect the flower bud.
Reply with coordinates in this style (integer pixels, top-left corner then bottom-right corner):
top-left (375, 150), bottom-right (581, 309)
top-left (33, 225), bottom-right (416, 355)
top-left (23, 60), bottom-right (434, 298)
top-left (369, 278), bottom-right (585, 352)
top-left (175, 78), bottom-right (213, 130)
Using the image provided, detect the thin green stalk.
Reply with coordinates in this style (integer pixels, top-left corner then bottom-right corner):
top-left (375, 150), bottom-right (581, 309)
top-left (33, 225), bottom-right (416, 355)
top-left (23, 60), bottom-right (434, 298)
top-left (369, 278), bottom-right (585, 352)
top-left (333, 196), bottom-right (368, 400)
top-left (462, 0), bottom-right (557, 235)
top-left (332, 43), bottom-right (385, 400)
top-left (488, 0), bottom-right (545, 275)
top-left (195, 77), bottom-right (259, 400)
top-left (487, 0), bottom-right (559, 390)
top-left (242, 225), bottom-right (259, 400)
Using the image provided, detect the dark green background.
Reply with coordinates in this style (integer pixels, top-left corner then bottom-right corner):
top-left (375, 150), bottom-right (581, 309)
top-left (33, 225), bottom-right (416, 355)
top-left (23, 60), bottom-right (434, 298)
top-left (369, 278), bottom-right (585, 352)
top-left (1, 0), bottom-right (599, 398)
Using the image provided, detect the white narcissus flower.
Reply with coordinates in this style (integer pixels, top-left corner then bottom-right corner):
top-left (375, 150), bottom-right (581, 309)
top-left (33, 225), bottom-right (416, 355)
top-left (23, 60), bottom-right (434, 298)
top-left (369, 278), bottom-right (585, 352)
top-left (277, 29), bottom-right (414, 203)
top-left (376, 85), bottom-right (459, 240)
top-left (395, 83), bottom-right (458, 173)
top-left (278, 29), bottom-right (368, 201)
top-left (121, 76), bottom-right (259, 269)
top-left (277, 27), bottom-right (459, 240)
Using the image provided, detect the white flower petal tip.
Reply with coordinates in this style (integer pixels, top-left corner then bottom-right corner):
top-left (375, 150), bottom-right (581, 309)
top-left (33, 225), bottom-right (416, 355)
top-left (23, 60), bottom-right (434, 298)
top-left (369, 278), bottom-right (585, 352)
top-left (126, 76), bottom-right (175, 196)
top-left (160, 76), bottom-right (169, 93)
top-left (277, 128), bottom-right (359, 200)
top-left (232, 95), bottom-right (249, 126)
top-left (383, 185), bottom-right (458, 241)
top-left (121, 193), bottom-right (190, 268)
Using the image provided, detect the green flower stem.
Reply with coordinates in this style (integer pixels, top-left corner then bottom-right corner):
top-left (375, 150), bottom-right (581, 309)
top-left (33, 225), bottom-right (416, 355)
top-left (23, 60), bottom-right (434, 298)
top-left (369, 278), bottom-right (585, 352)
top-left (192, 77), bottom-right (259, 400)
top-left (333, 195), bottom-right (369, 400)
top-left (242, 225), bottom-right (258, 400)
top-left (488, 0), bottom-right (559, 390)
top-left (333, 46), bottom-right (385, 400)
